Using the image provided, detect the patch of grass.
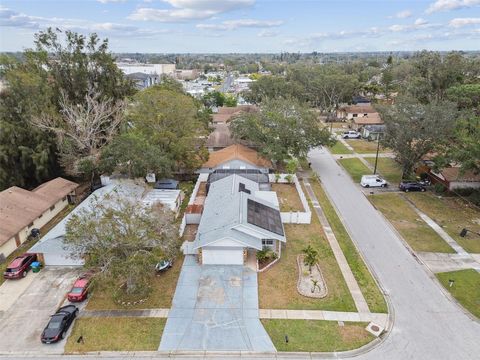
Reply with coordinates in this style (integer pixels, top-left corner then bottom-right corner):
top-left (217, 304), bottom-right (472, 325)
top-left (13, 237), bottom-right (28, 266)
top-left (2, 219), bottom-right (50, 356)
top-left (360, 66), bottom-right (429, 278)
top-left (345, 139), bottom-right (389, 154)
top-left (86, 257), bottom-right (183, 310)
top-left (261, 319), bottom-right (374, 352)
top-left (406, 192), bottom-right (480, 254)
top-left (258, 193), bottom-right (356, 312)
top-left (65, 317), bottom-right (165, 352)
top-left (437, 269), bottom-right (480, 319)
top-left (311, 180), bottom-right (387, 313)
top-left (364, 157), bottom-right (403, 184)
top-left (272, 183), bottom-right (304, 212)
top-left (0, 205), bottom-right (75, 286)
top-left (328, 141), bottom-right (354, 155)
top-left (338, 158), bottom-right (372, 183)
top-left (369, 194), bottom-right (454, 253)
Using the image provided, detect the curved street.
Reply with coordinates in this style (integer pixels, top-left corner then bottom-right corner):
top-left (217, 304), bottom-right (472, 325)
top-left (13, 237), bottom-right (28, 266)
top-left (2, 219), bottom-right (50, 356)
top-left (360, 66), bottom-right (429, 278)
top-left (307, 147), bottom-right (480, 360)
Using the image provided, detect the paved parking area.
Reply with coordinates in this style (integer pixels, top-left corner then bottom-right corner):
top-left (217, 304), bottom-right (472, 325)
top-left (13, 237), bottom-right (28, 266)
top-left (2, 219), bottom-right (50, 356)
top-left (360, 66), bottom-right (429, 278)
top-left (0, 267), bottom-right (79, 354)
top-left (159, 256), bottom-right (275, 352)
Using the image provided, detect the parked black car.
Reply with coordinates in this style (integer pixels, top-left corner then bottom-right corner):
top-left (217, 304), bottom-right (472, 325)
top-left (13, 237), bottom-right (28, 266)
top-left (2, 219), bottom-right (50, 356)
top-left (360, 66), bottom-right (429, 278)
top-left (154, 179), bottom-right (179, 190)
top-left (399, 181), bottom-right (427, 192)
top-left (41, 305), bottom-right (78, 344)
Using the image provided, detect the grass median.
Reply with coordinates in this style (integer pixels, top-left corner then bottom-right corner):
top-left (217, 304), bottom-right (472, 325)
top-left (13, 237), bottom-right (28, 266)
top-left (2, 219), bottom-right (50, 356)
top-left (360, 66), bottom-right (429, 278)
top-left (338, 158), bottom-right (371, 183)
top-left (436, 269), bottom-right (480, 319)
top-left (65, 317), bottom-right (165, 352)
top-left (328, 141), bottom-right (354, 155)
top-left (345, 139), bottom-right (389, 154)
top-left (369, 193), bottom-right (454, 253)
top-left (262, 319), bottom-right (374, 352)
top-left (311, 180), bottom-right (388, 313)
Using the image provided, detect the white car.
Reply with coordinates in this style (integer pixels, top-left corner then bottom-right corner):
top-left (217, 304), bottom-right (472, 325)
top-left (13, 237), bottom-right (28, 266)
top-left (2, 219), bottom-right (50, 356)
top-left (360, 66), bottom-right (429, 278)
top-left (342, 130), bottom-right (361, 139)
top-left (360, 175), bottom-right (388, 188)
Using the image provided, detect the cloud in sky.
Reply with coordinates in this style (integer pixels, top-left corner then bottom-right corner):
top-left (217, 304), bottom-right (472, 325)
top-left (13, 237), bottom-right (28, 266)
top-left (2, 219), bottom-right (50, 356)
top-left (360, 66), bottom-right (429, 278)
top-left (426, 0), bottom-right (480, 14)
top-left (196, 19), bottom-right (283, 31)
top-left (129, 0), bottom-right (255, 22)
top-left (257, 29), bottom-right (279, 37)
top-left (388, 18), bottom-right (435, 32)
top-left (449, 17), bottom-right (480, 27)
top-left (390, 10), bottom-right (412, 19)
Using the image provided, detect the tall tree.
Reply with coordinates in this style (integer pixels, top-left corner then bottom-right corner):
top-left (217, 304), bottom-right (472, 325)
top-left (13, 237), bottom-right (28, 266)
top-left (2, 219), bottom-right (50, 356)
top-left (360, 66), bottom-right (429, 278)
top-left (65, 195), bottom-right (179, 299)
top-left (0, 55), bottom-right (59, 190)
top-left (230, 97), bottom-right (333, 164)
top-left (446, 117), bottom-right (480, 175)
top-left (377, 97), bottom-right (458, 178)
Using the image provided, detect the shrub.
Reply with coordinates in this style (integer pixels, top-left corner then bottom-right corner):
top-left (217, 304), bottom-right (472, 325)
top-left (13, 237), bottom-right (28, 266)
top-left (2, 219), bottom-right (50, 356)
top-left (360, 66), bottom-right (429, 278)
top-left (274, 173), bottom-right (281, 183)
top-left (434, 183), bottom-right (446, 194)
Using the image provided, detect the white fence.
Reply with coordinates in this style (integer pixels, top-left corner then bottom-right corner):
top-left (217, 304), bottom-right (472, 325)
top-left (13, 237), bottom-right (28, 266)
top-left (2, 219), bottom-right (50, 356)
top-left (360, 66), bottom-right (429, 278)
top-left (269, 174), bottom-right (312, 224)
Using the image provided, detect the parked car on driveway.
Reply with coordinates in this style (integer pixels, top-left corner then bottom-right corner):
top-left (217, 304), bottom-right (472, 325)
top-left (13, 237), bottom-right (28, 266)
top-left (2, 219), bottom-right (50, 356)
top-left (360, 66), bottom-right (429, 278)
top-left (361, 175), bottom-right (388, 188)
top-left (3, 253), bottom-right (37, 280)
top-left (67, 272), bottom-right (94, 302)
top-left (342, 130), bottom-right (361, 139)
top-left (399, 181), bottom-right (426, 192)
top-left (41, 305), bottom-right (78, 344)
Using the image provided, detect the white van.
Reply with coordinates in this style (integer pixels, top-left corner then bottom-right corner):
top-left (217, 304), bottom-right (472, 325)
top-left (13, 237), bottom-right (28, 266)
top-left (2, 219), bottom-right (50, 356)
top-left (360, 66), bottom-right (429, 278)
top-left (360, 175), bottom-right (388, 188)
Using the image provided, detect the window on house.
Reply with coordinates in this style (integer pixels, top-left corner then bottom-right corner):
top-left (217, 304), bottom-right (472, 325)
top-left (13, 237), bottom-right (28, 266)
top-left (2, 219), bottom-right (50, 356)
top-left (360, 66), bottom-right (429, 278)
top-left (28, 222), bottom-right (34, 229)
top-left (262, 239), bottom-right (274, 246)
top-left (353, 114), bottom-right (358, 117)
top-left (50, 205), bottom-right (55, 211)
top-left (38, 214), bottom-right (43, 219)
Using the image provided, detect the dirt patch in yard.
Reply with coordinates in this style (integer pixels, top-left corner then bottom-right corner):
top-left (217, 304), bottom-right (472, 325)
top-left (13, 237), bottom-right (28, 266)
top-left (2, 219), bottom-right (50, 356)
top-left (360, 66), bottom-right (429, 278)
top-left (272, 183), bottom-right (304, 212)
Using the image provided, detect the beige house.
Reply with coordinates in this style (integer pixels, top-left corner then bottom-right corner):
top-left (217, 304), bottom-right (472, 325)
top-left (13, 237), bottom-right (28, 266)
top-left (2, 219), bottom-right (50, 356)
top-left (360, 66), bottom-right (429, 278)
top-left (0, 177), bottom-right (79, 259)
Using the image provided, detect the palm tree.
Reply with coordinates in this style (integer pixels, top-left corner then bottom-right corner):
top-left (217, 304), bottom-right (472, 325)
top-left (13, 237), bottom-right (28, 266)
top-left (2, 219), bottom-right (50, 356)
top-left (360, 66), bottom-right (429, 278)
top-left (302, 245), bottom-right (319, 273)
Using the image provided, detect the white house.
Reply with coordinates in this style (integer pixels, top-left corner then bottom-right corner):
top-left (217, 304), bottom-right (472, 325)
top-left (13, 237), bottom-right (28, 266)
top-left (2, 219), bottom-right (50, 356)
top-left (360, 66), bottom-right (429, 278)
top-left (194, 175), bottom-right (285, 265)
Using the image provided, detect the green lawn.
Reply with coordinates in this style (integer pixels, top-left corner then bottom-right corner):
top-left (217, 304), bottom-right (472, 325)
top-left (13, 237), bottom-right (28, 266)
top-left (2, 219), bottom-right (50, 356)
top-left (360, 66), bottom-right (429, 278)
top-left (345, 139), bottom-right (389, 154)
top-left (406, 193), bottom-right (480, 254)
top-left (369, 194), bottom-right (454, 253)
top-left (328, 141), bottom-right (353, 155)
top-left (65, 317), bottom-right (165, 352)
top-left (364, 157), bottom-right (403, 184)
top-left (258, 191), bottom-right (356, 312)
top-left (262, 319), bottom-right (374, 352)
top-left (311, 180), bottom-right (387, 313)
top-left (338, 158), bottom-right (372, 183)
top-left (437, 269), bottom-right (480, 319)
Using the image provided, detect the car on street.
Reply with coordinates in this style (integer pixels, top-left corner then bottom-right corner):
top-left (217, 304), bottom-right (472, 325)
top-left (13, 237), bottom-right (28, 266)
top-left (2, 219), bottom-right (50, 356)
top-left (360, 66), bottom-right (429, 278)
top-left (41, 305), bottom-right (78, 344)
top-left (361, 175), bottom-right (388, 188)
top-left (342, 130), bottom-right (361, 139)
top-left (3, 253), bottom-right (37, 280)
top-left (399, 181), bottom-right (427, 192)
top-left (67, 272), bottom-right (94, 302)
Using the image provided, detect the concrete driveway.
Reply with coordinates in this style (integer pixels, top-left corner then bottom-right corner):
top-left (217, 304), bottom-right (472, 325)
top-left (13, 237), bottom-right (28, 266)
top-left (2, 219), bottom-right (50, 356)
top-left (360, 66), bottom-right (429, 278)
top-left (159, 255), bottom-right (275, 352)
top-left (0, 267), bottom-right (79, 354)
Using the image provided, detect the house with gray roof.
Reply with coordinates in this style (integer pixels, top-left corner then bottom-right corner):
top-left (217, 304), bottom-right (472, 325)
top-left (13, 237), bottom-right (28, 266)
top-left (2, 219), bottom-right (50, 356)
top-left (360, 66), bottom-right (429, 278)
top-left (194, 174), bottom-right (285, 265)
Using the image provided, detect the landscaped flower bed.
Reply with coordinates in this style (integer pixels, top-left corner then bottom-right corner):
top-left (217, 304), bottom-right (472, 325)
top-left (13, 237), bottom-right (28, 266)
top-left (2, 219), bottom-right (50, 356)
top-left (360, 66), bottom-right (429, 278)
top-left (297, 254), bottom-right (327, 298)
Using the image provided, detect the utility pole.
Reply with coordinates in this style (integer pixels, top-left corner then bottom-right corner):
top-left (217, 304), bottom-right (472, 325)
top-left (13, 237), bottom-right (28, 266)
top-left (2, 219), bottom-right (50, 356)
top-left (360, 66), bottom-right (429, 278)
top-left (373, 133), bottom-right (381, 175)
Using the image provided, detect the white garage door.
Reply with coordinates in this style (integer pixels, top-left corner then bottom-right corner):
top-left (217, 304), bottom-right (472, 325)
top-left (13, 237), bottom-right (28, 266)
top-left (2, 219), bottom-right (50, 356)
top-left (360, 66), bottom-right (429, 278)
top-left (43, 253), bottom-right (83, 266)
top-left (202, 248), bottom-right (244, 265)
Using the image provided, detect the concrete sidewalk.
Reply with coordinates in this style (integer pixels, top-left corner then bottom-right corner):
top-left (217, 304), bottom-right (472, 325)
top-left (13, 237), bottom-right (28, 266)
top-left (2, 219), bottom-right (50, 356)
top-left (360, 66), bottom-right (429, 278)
top-left (259, 309), bottom-right (388, 328)
top-left (303, 178), bottom-right (370, 313)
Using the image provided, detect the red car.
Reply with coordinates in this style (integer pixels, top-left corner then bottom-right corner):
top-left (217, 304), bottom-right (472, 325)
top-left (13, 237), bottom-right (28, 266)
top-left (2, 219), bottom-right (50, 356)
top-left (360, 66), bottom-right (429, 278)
top-left (67, 273), bottom-right (93, 302)
top-left (3, 253), bottom-right (37, 279)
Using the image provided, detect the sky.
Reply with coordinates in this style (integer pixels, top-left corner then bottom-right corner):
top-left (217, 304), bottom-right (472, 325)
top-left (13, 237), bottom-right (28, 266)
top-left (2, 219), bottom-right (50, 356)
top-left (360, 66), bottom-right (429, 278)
top-left (0, 0), bottom-right (479, 53)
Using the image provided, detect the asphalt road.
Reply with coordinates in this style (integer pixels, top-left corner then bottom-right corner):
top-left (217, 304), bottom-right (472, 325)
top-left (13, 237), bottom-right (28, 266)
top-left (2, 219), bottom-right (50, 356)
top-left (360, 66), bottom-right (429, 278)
top-left (308, 147), bottom-right (480, 360)
top-left (220, 74), bottom-right (233, 93)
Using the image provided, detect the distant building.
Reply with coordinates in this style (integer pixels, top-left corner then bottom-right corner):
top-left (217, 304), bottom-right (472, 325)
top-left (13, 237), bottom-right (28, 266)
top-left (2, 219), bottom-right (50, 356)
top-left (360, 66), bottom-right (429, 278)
top-left (117, 62), bottom-right (176, 89)
top-left (126, 72), bottom-right (160, 90)
top-left (174, 69), bottom-right (199, 80)
top-left (0, 178), bottom-right (79, 259)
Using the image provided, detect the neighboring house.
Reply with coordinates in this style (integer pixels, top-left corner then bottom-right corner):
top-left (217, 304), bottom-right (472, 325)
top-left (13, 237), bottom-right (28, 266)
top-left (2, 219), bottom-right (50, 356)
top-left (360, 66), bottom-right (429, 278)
top-left (428, 167), bottom-right (480, 191)
top-left (337, 104), bottom-right (377, 120)
top-left (30, 179), bottom-right (184, 266)
top-left (126, 72), bottom-right (160, 90)
top-left (199, 144), bottom-right (272, 174)
top-left (352, 113), bottom-right (384, 129)
top-left (174, 69), bottom-right (199, 80)
top-left (212, 105), bottom-right (257, 124)
top-left (194, 175), bottom-right (285, 265)
top-left (0, 178), bottom-right (78, 260)
top-left (361, 124), bottom-right (386, 141)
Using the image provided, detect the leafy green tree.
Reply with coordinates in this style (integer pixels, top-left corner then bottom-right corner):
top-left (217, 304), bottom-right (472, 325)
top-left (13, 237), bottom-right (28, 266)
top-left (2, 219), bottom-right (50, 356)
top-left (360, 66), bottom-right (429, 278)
top-left (302, 245), bottom-right (319, 273)
top-left (230, 97), bottom-right (333, 164)
top-left (447, 117), bottom-right (480, 174)
top-left (244, 76), bottom-right (297, 104)
top-left (446, 84), bottom-right (480, 113)
top-left (65, 194), bottom-right (179, 299)
top-left (125, 86), bottom-right (209, 174)
top-left (377, 97), bottom-right (458, 178)
top-left (223, 94), bottom-right (237, 107)
top-left (202, 91), bottom-right (225, 107)
top-left (0, 55), bottom-right (59, 190)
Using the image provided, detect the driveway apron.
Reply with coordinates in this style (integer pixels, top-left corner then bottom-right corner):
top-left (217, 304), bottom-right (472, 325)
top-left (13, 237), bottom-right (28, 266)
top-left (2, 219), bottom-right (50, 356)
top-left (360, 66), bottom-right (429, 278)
top-left (159, 255), bottom-right (275, 352)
